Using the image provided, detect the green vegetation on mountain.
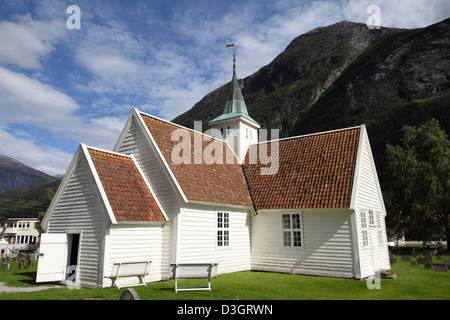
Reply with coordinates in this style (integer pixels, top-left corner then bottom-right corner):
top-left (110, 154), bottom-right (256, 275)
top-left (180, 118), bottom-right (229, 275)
top-left (0, 181), bottom-right (60, 221)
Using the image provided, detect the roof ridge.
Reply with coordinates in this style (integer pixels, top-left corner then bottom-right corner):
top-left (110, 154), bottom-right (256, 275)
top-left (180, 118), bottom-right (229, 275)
top-left (84, 144), bottom-right (132, 159)
top-left (136, 109), bottom-right (227, 143)
top-left (251, 125), bottom-right (363, 145)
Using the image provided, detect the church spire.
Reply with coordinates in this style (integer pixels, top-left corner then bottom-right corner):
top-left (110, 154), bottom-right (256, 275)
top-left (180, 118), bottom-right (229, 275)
top-left (207, 44), bottom-right (260, 163)
top-left (209, 44), bottom-right (259, 126)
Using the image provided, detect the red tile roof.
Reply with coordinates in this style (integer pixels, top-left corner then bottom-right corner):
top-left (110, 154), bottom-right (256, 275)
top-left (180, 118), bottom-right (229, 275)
top-left (140, 113), bottom-right (253, 207)
top-left (87, 148), bottom-right (166, 222)
top-left (241, 127), bottom-right (361, 210)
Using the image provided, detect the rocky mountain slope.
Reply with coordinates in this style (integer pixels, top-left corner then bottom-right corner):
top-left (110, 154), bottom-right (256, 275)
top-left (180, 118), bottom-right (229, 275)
top-left (173, 18), bottom-right (450, 187)
top-left (0, 155), bottom-right (59, 193)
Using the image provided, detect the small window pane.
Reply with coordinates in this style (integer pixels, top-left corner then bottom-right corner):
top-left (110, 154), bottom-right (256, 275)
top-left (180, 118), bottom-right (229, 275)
top-left (362, 230), bottom-right (368, 247)
top-left (292, 214), bottom-right (301, 229)
top-left (361, 212), bottom-right (367, 229)
top-left (224, 213), bottom-right (229, 228)
top-left (282, 215), bottom-right (291, 229)
top-left (293, 231), bottom-right (302, 247)
top-left (369, 210), bottom-right (374, 225)
top-left (283, 231), bottom-right (291, 246)
top-left (218, 212), bottom-right (223, 228)
top-left (224, 230), bottom-right (229, 246)
top-left (217, 231), bottom-right (223, 246)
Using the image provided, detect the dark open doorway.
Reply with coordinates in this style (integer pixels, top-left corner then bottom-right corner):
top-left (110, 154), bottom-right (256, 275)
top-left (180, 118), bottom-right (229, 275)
top-left (67, 233), bottom-right (80, 279)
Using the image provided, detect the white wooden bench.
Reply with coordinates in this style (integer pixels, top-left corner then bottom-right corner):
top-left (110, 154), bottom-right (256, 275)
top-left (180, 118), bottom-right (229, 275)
top-left (169, 263), bottom-right (218, 293)
top-left (110, 261), bottom-right (151, 289)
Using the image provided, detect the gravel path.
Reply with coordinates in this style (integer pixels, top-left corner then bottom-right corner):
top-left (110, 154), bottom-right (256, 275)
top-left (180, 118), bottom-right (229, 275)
top-left (0, 282), bottom-right (63, 293)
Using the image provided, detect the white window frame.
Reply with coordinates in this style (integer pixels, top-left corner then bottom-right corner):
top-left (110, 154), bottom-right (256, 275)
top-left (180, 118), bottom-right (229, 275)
top-left (281, 213), bottom-right (302, 248)
top-left (217, 212), bottom-right (230, 247)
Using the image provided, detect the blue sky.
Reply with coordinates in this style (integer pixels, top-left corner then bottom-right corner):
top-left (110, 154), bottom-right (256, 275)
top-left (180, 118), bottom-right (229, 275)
top-left (0, 0), bottom-right (449, 176)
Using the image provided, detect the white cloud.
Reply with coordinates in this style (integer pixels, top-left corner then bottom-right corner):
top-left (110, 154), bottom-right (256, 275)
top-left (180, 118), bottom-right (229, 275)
top-left (0, 14), bottom-right (65, 69)
top-left (0, 66), bottom-right (122, 160)
top-left (0, 128), bottom-right (74, 176)
top-left (341, 0), bottom-right (450, 28)
top-left (0, 67), bottom-right (79, 127)
top-left (90, 116), bottom-right (127, 132)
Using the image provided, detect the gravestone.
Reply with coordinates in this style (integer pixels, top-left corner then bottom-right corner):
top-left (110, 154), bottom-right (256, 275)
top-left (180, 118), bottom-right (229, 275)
top-left (424, 263), bottom-right (432, 270)
top-left (120, 288), bottom-right (140, 300)
top-left (411, 261), bottom-right (416, 266)
top-left (442, 259), bottom-right (450, 266)
top-left (431, 264), bottom-right (448, 272)
top-left (401, 255), bottom-right (411, 262)
top-left (1, 263), bottom-right (10, 270)
top-left (417, 257), bottom-right (427, 264)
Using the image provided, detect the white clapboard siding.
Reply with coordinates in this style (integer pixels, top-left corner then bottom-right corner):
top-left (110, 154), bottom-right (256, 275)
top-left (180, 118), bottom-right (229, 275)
top-left (104, 224), bottom-right (164, 286)
top-left (251, 209), bottom-right (355, 278)
top-left (353, 133), bottom-right (385, 212)
top-left (177, 204), bottom-right (251, 274)
top-left (352, 132), bottom-right (390, 278)
top-left (47, 157), bottom-right (106, 288)
top-left (115, 116), bottom-right (176, 277)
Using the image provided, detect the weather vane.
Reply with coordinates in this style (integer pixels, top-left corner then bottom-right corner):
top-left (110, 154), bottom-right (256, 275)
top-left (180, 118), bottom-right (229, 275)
top-left (226, 43), bottom-right (236, 71)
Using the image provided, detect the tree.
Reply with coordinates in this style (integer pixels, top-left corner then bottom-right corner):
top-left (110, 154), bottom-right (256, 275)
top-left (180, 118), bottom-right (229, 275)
top-left (386, 119), bottom-right (450, 251)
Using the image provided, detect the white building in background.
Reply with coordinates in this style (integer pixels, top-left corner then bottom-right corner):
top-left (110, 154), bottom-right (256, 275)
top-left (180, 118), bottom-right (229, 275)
top-left (0, 218), bottom-right (40, 256)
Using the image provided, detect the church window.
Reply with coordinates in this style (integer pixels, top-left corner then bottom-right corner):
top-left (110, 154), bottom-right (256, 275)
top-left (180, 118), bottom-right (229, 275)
top-left (217, 212), bottom-right (229, 247)
top-left (282, 214), bottom-right (302, 247)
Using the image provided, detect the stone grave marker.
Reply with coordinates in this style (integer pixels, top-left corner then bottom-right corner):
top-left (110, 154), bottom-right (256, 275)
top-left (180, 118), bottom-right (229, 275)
top-left (417, 256), bottom-right (427, 264)
top-left (431, 264), bottom-right (448, 272)
top-left (120, 288), bottom-right (140, 300)
top-left (401, 255), bottom-right (411, 262)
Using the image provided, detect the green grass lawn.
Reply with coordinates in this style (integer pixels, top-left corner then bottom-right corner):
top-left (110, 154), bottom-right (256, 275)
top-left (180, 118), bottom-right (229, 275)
top-left (0, 256), bottom-right (449, 300)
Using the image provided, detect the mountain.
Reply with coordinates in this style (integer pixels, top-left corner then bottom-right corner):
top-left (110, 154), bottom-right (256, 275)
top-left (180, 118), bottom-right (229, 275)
top-left (0, 155), bottom-right (60, 193)
top-left (172, 18), bottom-right (450, 187)
top-left (0, 180), bottom-right (60, 221)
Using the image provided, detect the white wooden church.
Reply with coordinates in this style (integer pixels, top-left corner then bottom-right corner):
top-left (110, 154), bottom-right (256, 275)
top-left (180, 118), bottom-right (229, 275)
top-left (36, 61), bottom-right (390, 288)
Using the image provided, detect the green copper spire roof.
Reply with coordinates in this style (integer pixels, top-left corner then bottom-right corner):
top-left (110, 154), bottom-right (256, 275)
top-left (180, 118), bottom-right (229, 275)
top-left (209, 60), bottom-right (259, 126)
